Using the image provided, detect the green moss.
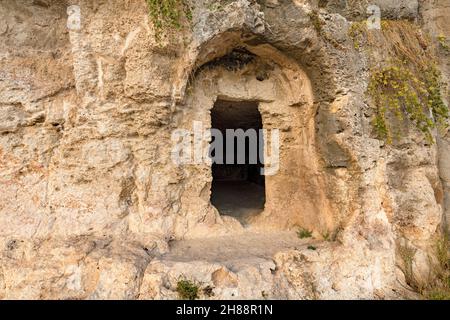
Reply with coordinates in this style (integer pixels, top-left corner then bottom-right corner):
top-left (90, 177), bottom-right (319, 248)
top-left (176, 279), bottom-right (199, 300)
top-left (146, 0), bottom-right (191, 41)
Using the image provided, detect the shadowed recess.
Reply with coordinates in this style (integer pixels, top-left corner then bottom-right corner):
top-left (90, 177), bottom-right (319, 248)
top-left (210, 100), bottom-right (266, 224)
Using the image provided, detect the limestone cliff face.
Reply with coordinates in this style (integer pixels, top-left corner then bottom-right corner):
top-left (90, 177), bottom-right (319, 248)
top-left (0, 0), bottom-right (448, 299)
top-left (421, 0), bottom-right (450, 244)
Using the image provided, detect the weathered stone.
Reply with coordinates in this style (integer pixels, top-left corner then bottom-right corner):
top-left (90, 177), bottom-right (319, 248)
top-left (0, 0), bottom-right (448, 300)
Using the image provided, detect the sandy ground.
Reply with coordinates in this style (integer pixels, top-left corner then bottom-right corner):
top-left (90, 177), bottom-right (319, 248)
top-left (160, 231), bottom-right (316, 264)
top-left (160, 181), bottom-right (314, 265)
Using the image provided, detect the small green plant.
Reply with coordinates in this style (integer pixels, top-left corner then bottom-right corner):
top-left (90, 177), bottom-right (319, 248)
top-left (261, 291), bottom-right (269, 299)
top-left (348, 21), bottom-right (366, 50)
top-left (436, 234), bottom-right (449, 270)
top-left (307, 245), bottom-right (317, 251)
top-left (437, 34), bottom-right (450, 51)
top-left (423, 234), bottom-right (450, 300)
top-left (146, 0), bottom-right (192, 40)
top-left (349, 19), bottom-right (449, 144)
top-left (297, 228), bottom-right (313, 239)
top-left (321, 232), bottom-right (331, 241)
top-left (397, 234), bottom-right (450, 299)
top-left (176, 279), bottom-right (199, 300)
top-left (398, 243), bottom-right (417, 289)
top-left (369, 63), bottom-right (448, 144)
top-left (321, 228), bottom-right (342, 242)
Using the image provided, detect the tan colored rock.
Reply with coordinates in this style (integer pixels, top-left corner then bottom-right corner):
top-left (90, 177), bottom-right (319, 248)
top-left (212, 268), bottom-right (238, 288)
top-left (0, 0), bottom-right (448, 300)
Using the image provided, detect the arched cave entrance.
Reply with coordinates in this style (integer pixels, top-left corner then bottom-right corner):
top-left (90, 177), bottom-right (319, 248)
top-left (176, 41), bottom-right (336, 236)
top-left (210, 100), bottom-right (266, 223)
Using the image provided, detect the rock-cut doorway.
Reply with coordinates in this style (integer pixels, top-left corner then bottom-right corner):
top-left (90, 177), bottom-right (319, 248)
top-left (210, 100), bottom-right (266, 224)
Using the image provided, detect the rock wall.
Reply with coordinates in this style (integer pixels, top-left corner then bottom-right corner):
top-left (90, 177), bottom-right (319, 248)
top-left (420, 0), bottom-right (450, 232)
top-left (0, 0), bottom-right (448, 299)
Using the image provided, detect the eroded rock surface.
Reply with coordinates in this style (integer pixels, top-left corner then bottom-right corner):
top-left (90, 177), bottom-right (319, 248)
top-left (0, 0), bottom-right (448, 299)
